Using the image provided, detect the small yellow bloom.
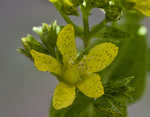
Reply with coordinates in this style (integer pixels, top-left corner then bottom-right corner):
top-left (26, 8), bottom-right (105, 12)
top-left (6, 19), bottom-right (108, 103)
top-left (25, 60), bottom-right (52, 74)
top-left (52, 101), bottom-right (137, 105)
top-left (128, 0), bottom-right (150, 16)
top-left (49, 0), bottom-right (73, 7)
top-left (30, 24), bottom-right (119, 110)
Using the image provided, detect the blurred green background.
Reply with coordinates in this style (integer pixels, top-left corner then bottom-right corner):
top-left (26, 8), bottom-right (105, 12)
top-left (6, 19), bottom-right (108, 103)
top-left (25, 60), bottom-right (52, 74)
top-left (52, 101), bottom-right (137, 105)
top-left (0, 0), bottom-right (150, 117)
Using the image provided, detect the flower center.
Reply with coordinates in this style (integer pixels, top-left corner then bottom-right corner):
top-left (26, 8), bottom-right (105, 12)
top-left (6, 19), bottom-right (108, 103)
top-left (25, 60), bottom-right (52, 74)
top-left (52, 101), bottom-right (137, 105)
top-left (62, 63), bottom-right (80, 85)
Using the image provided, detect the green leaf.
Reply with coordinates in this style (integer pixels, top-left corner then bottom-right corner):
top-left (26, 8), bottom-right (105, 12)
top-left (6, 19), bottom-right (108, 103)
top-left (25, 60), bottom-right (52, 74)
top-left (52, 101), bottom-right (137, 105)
top-left (94, 26), bottom-right (130, 40)
top-left (94, 95), bottom-right (127, 117)
top-left (104, 76), bottom-right (135, 102)
top-left (104, 76), bottom-right (135, 93)
top-left (105, 76), bottom-right (135, 89)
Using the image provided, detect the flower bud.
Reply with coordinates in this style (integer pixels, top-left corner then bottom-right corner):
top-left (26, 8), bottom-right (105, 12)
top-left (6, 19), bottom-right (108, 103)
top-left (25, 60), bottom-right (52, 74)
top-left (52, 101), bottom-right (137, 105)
top-left (21, 35), bottom-right (48, 55)
top-left (88, 0), bottom-right (108, 8)
top-left (105, 4), bottom-right (122, 21)
top-left (49, 0), bottom-right (79, 16)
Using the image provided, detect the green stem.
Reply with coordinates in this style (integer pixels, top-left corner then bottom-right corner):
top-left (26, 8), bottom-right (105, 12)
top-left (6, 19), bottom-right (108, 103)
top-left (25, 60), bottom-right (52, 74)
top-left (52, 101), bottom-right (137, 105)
top-left (148, 48), bottom-right (150, 71)
top-left (83, 39), bottom-right (90, 48)
top-left (81, 6), bottom-right (90, 37)
top-left (54, 4), bottom-right (83, 37)
top-left (81, 5), bottom-right (90, 47)
top-left (89, 19), bottom-right (108, 39)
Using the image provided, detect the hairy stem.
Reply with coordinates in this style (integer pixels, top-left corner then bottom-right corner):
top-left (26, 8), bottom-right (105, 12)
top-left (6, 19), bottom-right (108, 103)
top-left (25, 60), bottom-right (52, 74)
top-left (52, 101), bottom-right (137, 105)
top-left (81, 6), bottom-right (90, 37)
top-left (55, 4), bottom-right (83, 37)
top-left (81, 5), bottom-right (90, 47)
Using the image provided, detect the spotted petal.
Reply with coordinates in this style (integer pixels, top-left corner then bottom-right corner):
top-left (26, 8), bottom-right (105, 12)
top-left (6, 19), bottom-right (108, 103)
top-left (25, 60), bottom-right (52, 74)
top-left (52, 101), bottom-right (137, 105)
top-left (79, 42), bottom-right (119, 73)
top-left (30, 49), bottom-right (61, 75)
top-left (57, 24), bottom-right (77, 64)
top-left (77, 73), bottom-right (104, 98)
top-left (53, 82), bottom-right (76, 110)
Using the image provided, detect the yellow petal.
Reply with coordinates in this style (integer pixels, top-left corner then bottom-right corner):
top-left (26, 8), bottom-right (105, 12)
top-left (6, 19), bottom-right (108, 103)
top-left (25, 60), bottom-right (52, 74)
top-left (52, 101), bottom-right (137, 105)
top-left (49, 0), bottom-right (58, 3)
top-left (77, 73), bottom-right (104, 98)
top-left (128, 0), bottom-right (150, 16)
top-left (53, 82), bottom-right (76, 110)
top-left (49, 0), bottom-right (73, 6)
top-left (79, 42), bottom-right (119, 73)
top-left (57, 24), bottom-right (77, 64)
top-left (30, 49), bottom-right (61, 75)
top-left (135, 1), bottom-right (150, 16)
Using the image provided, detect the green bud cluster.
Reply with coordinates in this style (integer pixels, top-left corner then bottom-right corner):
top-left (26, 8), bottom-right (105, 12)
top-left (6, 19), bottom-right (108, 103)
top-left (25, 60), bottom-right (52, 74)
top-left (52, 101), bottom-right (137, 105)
top-left (18, 21), bottom-right (61, 59)
top-left (51, 0), bottom-right (123, 21)
top-left (105, 3), bottom-right (122, 21)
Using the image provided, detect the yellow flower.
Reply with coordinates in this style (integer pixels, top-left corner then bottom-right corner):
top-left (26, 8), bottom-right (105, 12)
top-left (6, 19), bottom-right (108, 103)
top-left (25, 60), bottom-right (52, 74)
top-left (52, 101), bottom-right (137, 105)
top-left (128, 0), bottom-right (150, 16)
top-left (49, 0), bottom-right (73, 7)
top-left (30, 24), bottom-right (119, 110)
